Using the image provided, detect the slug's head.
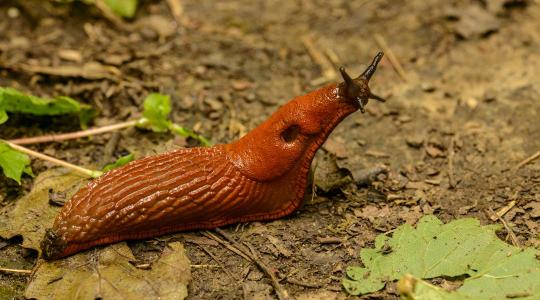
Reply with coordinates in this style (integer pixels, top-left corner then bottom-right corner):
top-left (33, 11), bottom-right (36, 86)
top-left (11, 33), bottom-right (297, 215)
top-left (229, 52), bottom-right (385, 182)
top-left (338, 51), bottom-right (385, 113)
top-left (40, 228), bottom-right (67, 260)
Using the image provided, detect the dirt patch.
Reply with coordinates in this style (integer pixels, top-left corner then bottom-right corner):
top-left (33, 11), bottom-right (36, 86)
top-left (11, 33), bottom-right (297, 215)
top-left (1, 0), bottom-right (539, 299)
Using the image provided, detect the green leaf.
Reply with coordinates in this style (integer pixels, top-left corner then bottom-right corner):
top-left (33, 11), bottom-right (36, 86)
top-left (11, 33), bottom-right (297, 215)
top-left (102, 153), bottom-right (135, 172)
top-left (398, 274), bottom-right (476, 300)
top-left (343, 215), bottom-right (540, 299)
top-left (103, 0), bottom-right (138, 18)
top-left (137, 93), bottom-right (172, 133)
top-left (0, 141), bottom-right (33, 184)
top-left (0, 110), bottom-right (7, 124)
top-left (0, 87), bottom-right (95, 127)
top-left (136, 93), bottom-right (212, 146)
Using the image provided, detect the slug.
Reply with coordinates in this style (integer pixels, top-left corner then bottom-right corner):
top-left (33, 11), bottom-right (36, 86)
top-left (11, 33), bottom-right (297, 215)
top-left (41, 52), bottom-right (385, 260)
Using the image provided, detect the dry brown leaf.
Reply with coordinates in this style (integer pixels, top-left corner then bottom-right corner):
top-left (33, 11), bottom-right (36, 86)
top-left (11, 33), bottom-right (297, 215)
top-left (26, 242), bottom-right (190, 300)
top-left (0, 169), bottom-right (86, 253)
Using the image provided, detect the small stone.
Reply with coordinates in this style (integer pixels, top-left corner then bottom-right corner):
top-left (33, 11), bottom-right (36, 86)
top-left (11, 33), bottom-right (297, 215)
top-left (406, 135), bottom-right (424, 148)
top-left (524, 202), bottom-right (540, 218)
top-left (245, 93), bottom-right (256, 102)
top-left (58, 49), bottom-right (83, 63)
top-left (7, 7), bottom-right (20, 18)
top-left (247, 269), bottom-right (264, 281)
top-left (10, 37), bottom-right (30, 48)
top-left (483, 89), bottom-right (497, 102)
top-left (194, 65), bottom-right (206, 76)
top-left (425, 167), bottom-right (440, 176)
top-left (425, 144), bottom-right (445, 158)
top-left (398, 115), bottom-right (413, 123)
top-left (465, 97), bottom-right (479, 109)
top-left (421, 82), bottom-right (436, 92)
top-left (204, 98), bottom-right (223, 111)
top-left (231, 80), bottom-right (253, 91)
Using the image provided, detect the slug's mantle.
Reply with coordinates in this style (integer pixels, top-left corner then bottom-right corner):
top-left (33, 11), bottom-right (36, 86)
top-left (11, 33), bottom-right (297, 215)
top-left (41, 52), bottom-right (385, 260)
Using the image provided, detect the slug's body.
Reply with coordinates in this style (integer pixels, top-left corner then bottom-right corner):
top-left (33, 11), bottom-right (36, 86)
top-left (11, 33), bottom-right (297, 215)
top-left (42, 53), bottom-right (385, 260)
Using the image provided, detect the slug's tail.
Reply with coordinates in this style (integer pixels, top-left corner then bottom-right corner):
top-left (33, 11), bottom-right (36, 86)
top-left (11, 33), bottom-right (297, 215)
top-left (40, 228), bottom-right (67, 260)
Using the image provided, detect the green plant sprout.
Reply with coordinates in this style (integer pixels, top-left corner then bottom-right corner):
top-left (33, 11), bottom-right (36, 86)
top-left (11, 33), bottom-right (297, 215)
top-left (0, 90), bottom-right (210, 183)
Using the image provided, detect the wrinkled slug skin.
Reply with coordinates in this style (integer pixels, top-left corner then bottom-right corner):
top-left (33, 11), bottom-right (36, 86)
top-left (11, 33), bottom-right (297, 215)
top-left (42, 53), bottom-right (384, 259)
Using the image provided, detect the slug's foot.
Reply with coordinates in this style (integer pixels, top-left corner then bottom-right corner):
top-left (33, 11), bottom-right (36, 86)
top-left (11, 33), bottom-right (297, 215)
top-left (339, 52), bottom-right (385, 113)
top-left (40, 228), bottom-right (67, 260)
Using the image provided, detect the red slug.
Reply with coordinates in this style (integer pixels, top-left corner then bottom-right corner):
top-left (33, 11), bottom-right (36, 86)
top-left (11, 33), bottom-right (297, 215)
top-left (41, 52), bottom-right (385, 260)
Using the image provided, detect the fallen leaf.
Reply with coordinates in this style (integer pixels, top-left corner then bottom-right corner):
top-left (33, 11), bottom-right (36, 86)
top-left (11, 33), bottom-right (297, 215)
top-left (25, 242), bottom-right (190, 300)
top-left (0, 169), bottom-right (85, 252)
top-left (343, 215), bottom-right (540, 297)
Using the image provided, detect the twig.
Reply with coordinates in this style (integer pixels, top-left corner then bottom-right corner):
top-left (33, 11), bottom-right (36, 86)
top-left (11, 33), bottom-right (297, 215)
top-left (448, 136), bottom-right (457, 189)
top-left (214, 228), bottom-right (289, 300)
top-left (513, 149), bottom-right (540, 171)
top-left (166, 0), bottom-right (188, 28)
top-left (202, 231), bottom-right (250, 261)
top-left (190, 264), bottom-right (219, 269)
top-left (301, 35), bottom-right (337, 85)
top-left (285, 278), bottom-right (323, 288)
top-left (100, 132), bottom-right (121, 166)
top-left (94, 0), bottom-right (131, 31)
top-left (310, 160), bottom-right (318, 205)
top-left (489, 200), bottom-right (516, 221)
top-left (487, 208), bottom-right (521, 248)
top-left (198, 245), bottom-right (240, 281)
top-left (8, 120), bottom-right (137, 145)
top-left (3, 141), bottom-right (101, 178)
top-left (0, 267), bottom-right (32, 275)
top-left (374, 34), bottom-right (407, 81)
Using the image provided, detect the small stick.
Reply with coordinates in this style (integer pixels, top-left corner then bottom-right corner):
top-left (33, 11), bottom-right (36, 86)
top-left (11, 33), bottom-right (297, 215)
top-left (198, 245), bottom-right (240, 281)
top-left (202, 231), bottom-right (250, 261)
top-left (489, 200), bottom-right (516, 221)
top-left (448, 135), bottom-right (457, 189)
top-left (487, 208), bottom-right (521, 248)
top-left (374, 34), bottom-right (407, 81)
top-left (513, 149), bottom-right (540, 171)
top-left (8, 120), bottom-right (138, 145)
top-left (214, 228), bottom-right (290, 300)
top-left (285, 278), bottom-right (322, 288)
top-left (100, 132), bottom-right (121, 166)
top-left (94, 0), bottom-right (131, 31)
top-left (3, 141), bottom-right (101, 178)
top-left (301, 35), bottom-right (337, 84)
top-left (190, 264), bottom-right (219, 269)
top-left (166, 0), bottom-right (187, 27)
top-left (0, 267), bottom-right (32, 275)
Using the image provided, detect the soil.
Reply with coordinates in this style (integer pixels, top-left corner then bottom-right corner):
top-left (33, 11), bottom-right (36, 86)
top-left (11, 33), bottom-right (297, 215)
top-left (0, 0), bottom-right (539, 299)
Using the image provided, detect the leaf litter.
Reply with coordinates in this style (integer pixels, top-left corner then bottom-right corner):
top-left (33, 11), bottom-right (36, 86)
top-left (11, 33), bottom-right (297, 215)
top-left (0, 169), bottom-right (191, 299)
top-left (343, 215), bottom-right (540, 299)
top-left (0, 169), bottom-right (84, 251)
top-left (26, 242), bottom-right (190, 300)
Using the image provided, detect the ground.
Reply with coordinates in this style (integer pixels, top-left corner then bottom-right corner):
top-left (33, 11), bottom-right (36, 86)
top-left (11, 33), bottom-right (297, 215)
top-left (0, 0), bottom-right (539, 299)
